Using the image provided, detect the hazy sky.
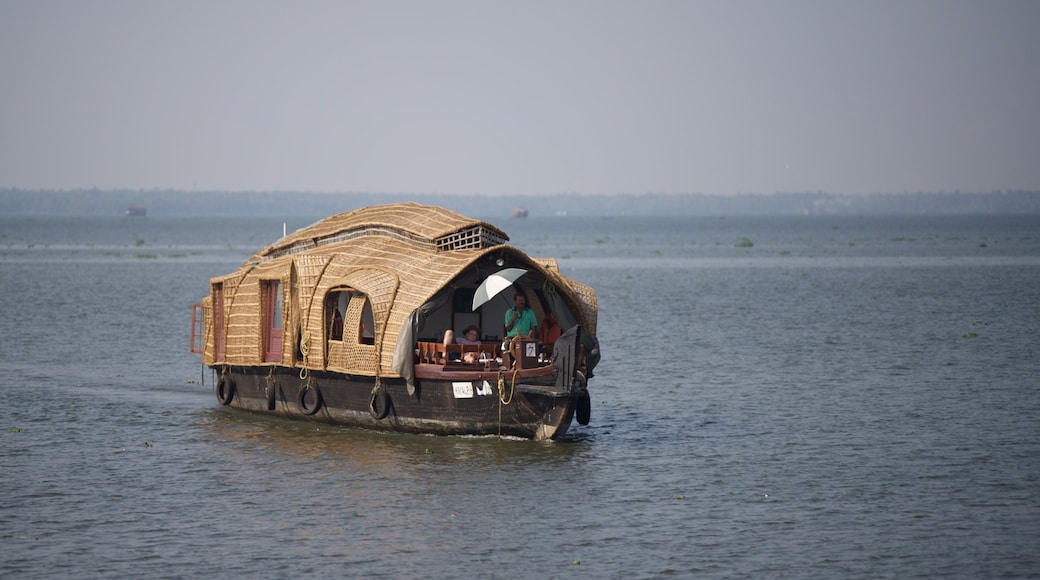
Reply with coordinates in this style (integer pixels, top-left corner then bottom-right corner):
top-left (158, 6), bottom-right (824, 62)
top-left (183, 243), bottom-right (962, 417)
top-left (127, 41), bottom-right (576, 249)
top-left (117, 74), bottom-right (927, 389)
top-left (2, 1), bottom-right (1039, 195)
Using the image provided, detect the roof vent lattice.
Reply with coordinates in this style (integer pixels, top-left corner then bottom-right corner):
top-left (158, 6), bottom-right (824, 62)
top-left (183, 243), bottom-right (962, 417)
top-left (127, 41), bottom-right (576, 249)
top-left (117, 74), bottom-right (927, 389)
top-left (435, 226), bottom-right (507, 251)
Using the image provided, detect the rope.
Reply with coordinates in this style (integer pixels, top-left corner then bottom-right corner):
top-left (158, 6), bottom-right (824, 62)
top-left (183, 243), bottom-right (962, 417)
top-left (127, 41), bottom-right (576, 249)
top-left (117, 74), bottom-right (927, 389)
top-left (497, 374), bottom-right (504, 437)
top-left (498, 370), bottom-right (516, 406)
top-left (369, 376), bottom-right (383, 414)
top-left (496, 370), bottom-right (519, 437)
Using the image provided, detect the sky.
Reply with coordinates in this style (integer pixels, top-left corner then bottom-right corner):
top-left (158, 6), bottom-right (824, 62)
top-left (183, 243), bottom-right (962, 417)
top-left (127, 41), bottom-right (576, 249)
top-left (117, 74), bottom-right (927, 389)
top-left (2, 1), bottom-right (1039, 196)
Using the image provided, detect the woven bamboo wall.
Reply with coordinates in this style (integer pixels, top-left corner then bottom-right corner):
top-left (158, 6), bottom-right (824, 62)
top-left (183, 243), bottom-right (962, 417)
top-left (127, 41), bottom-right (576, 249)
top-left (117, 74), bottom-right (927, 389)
top-left (200, 204), bottom-right (598, 376)
top-left (561, 277), bottom-right (598, 336)
top-left (330, 294), bottom-right (377, 374)
top-left (221, 260), bottom-right (292, 366)
top-left (201, 296), bottom-right (215, 365)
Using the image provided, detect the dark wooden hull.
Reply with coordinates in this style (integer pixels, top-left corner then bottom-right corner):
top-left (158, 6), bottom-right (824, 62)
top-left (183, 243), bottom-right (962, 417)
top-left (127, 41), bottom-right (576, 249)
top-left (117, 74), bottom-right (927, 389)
top-left (213, 365), bottom-right (585, 440)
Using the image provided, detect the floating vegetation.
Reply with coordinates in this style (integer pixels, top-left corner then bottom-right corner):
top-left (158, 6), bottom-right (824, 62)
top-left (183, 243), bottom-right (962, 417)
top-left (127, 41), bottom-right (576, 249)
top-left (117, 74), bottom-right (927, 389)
top-left (962, 332), bottom-right (978, 339)
top-left (3, 534), bottom-right (38, 541)
top-left (134, 253), bottom-right (158, 260)
top-left (978, 242), bottom-right (988, 248)
top-left (735, 237), bottom-right (754, 248)
top-left (135, 239), bottom-right (146, 247)
top-left (9, 427), bottom-right (21, 433)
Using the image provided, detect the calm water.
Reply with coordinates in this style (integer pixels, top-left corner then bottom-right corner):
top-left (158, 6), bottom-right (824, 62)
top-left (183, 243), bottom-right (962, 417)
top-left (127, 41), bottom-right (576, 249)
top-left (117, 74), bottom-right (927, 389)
top-left (2, 213), bottom-right (1039, 578)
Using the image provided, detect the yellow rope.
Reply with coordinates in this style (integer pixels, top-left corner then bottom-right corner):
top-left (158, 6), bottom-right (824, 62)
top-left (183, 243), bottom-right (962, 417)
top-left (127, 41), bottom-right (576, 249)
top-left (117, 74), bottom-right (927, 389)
top-left (498, 370), bottom-right (516, 406)
top-left (496, 374), bottom-right (504, 436)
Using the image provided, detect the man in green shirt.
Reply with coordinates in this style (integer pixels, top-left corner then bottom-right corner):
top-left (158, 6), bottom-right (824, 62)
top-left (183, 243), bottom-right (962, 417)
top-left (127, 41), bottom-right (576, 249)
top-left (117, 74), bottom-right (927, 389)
top-left (504, 293), bottom-right (538, 339)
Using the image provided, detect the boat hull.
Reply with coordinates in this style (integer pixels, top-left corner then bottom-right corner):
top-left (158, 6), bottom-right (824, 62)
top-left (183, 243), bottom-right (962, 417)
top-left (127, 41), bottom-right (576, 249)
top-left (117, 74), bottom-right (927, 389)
top-left (213, 365), bottom-right (583, 440)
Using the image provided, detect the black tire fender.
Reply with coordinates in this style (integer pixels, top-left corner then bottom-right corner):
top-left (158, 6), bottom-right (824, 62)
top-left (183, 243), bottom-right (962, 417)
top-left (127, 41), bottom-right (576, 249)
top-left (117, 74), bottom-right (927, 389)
top-left (576, 393), bottom-right (591, 426)
top-left (216, 377), bottom-right (235, 406)
top-left (369, 387), bottom-right (390, 420)
top-left (297, 384), bottom-right (323, 416)
top-left (265, 384), bottom-right (277, 410)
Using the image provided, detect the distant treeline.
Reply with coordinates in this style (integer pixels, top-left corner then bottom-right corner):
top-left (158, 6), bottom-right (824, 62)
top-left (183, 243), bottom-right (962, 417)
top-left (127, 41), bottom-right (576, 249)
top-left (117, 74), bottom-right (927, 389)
top-left (2, 188), bottom-right (1039, 218)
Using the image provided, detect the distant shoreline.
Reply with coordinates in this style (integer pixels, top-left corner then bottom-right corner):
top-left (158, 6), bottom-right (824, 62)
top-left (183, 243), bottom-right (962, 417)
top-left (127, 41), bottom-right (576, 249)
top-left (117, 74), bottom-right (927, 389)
top-left (2, 188), bottom-right (1038, 217)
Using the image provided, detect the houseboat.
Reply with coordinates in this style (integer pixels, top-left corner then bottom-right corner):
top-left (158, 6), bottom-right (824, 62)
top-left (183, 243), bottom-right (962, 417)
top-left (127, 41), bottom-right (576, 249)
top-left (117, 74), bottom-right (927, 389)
top-left (190, 203), bottom-right (599, 440)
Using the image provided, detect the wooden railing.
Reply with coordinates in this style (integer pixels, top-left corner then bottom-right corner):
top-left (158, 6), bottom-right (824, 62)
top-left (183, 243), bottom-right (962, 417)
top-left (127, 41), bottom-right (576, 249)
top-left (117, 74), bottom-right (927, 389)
top-left (417, 341), bottom-right (499, 365)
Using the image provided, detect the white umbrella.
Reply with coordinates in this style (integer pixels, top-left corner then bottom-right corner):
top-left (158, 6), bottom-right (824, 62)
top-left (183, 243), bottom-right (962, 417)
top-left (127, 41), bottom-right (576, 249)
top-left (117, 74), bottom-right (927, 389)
top-left (472, 268), bottom-right (527, 310)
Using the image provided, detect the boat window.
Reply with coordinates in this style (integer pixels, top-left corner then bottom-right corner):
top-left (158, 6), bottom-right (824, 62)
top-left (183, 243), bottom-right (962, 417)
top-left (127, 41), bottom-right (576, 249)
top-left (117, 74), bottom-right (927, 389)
top-left (326, 290), bottom-right (372, 345)
top-left (326, 291), bottom-right (346, 341)
top-left (350, 295), bottom-right (375, 345)
top-left (262, 280), bottom-right (283, 362)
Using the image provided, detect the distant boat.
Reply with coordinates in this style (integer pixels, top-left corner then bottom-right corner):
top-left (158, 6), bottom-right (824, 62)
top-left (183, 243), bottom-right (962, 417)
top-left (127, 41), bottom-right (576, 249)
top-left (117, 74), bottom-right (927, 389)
top-left (125, 206), bottom-right (147, 217)
top-left (511, 206), bottom-right (528, 218)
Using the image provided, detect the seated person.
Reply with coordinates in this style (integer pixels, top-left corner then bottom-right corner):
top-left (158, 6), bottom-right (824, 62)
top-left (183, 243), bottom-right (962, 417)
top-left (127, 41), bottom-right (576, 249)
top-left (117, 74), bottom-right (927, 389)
top-left (457, 325), bottom-right (481, 345)
top-left (443, 325), bottom-right (482, 363)
top-left (539, 310), bottom-right (561, 346)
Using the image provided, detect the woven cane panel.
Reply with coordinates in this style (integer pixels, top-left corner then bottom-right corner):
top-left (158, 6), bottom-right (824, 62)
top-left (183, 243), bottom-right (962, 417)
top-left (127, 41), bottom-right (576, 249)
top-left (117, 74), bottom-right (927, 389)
top-left (201, 297), bottom-right (215, 365)
top-left (326, 340), bottom-right (346, 369)
top-left (341, 295), bottom-right (376, 374)
top-left (531, 257), bottom-right (560, 273)
top-left (224, 275), bottom-right (260, 364)
top-left (219, 260), bottom-right (293, 365)
top-left (249, 203), bottom-right (509, 263)
top-left (563, 277), bottom-right (598, 336)
top-left (294, 255), bottom-right (330, 304)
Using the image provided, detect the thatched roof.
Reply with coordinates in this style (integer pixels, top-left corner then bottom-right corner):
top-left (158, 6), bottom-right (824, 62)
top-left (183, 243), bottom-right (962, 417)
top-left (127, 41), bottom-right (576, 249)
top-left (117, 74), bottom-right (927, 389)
top-left (208, 203), bottom-right (595, 377)
top-left (249, 202), bottom-right (509, 263)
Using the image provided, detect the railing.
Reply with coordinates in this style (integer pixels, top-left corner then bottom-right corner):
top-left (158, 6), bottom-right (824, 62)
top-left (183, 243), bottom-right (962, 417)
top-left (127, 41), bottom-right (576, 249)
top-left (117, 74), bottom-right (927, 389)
top-left (417, 341), bottom-right (499, 365)
top-left (416, 340), bottom-right (550, 370)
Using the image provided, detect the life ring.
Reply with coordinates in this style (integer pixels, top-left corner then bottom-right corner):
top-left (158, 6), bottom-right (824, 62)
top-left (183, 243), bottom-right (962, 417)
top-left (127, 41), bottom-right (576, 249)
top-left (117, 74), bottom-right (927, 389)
top-left (576, 392), bottom-right (591, 426)
top-left (216, 377), bottom-right (235, 405)
top-left (265, 384), bottom-right (277, 410)
top-left (369, 387), bottom-right (390, 420)
top-left (297, 384), bottom-right (323, 415)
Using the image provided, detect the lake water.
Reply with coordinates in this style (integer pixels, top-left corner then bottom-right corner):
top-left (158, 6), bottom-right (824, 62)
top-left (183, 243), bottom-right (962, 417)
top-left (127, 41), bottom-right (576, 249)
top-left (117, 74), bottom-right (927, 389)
top-left (2, 212), bottom-right (1039, 578)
